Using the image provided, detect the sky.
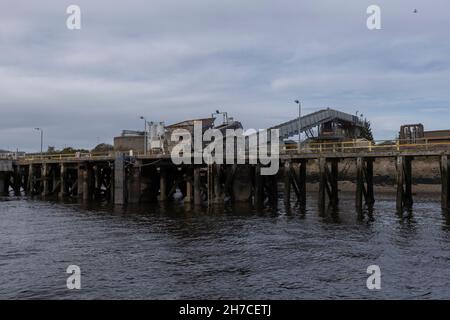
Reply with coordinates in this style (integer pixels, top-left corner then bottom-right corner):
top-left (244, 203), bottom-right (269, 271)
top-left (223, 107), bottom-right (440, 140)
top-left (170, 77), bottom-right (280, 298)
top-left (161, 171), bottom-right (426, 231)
top-left (1, 0), bottom-right (450, 152)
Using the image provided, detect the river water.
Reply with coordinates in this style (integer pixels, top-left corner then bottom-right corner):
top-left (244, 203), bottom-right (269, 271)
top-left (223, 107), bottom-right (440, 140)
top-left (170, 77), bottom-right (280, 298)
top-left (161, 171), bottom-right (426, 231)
top-left (1, 190), bottom-right (450, 299)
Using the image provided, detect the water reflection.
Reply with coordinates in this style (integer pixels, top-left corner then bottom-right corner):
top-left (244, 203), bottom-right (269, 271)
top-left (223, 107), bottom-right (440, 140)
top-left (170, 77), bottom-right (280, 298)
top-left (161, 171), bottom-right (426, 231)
top-left (1, 190), bottom-right (450, 299)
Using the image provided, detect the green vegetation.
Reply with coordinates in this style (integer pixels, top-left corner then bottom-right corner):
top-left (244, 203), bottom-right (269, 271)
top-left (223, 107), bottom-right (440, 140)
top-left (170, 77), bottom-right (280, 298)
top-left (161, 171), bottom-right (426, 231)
top-left (360, 119), bottom-right (374, 142)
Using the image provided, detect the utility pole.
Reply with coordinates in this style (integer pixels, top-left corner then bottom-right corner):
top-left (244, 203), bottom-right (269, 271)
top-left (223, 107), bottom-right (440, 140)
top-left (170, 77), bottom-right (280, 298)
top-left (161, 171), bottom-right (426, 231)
top-left (140, 116), bottom-right (147, 155)
top-left (34, 128), bottom-right (43, 159)
top-left (295, 100), bottom-right (302, 152)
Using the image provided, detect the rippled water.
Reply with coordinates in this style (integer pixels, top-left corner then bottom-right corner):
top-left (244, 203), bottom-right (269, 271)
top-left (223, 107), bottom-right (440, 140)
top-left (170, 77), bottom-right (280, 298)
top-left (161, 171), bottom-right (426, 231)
top-left (1, 190), bottom-right (450, 299)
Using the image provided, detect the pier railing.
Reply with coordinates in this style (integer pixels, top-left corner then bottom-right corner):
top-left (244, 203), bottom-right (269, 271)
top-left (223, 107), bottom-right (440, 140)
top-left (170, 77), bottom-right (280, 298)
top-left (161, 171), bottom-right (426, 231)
top-left (5, 138), bottom-right (450, 162)
top-left (13, 151), bottom-right (114, 161)
top-left (283, 138), bottom-right (450, 154)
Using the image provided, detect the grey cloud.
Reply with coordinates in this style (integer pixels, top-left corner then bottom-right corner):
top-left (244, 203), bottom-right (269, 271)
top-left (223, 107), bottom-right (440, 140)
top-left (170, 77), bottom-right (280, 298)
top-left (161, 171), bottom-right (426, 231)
top-left (1, 0), bottom-right (450, 151)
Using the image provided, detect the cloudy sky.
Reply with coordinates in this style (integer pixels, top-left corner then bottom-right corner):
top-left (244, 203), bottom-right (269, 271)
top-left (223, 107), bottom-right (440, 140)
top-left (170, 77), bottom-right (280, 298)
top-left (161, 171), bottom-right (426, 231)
top-left (1, 0), bottom-right (449, 152)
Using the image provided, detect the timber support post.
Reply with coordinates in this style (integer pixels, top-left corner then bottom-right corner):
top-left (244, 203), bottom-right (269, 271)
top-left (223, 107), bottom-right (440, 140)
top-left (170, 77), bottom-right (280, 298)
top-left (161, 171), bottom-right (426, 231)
top-left (299, 160), bottom-right (307, 207)
top-left (356, 157), bottom-right (375, 213)
top-left (0, 172), bottom-right (7, 196)
top-left (441, 155), bottom-right (449, 210)
top-left (193, 167), bottom-right (202, 206)
top-left (254, 164), bottom-right (264, 207)
top-left (184, 168), bottom-right (193, 203)
top-left (59, 163), bottom-right (66, 199)
top-left (128, 160), bottom-right (141, 204)
top-left (318, 157), bottom-right (339, 212)
top-left (159, 166), bottom-right (167, 201)
top-left (283, 161), bottom-right (291, 205)
top-left (207, 164), bottom-right (214, 206)
top-left (114, 154), bottom-right (126, 205)
top-left (41, 163), bottom-right (48, 197)
top-left (396, 156), bottom-right (413, 212)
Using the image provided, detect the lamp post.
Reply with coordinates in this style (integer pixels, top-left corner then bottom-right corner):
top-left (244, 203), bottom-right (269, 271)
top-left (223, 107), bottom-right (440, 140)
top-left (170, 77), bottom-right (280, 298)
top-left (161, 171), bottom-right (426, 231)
top-left (294, 100), bottom-right (302, 152)
top-left (140, 116), bottom-right (147, 155)
top-left (34, 128), bottom-right (43, 159)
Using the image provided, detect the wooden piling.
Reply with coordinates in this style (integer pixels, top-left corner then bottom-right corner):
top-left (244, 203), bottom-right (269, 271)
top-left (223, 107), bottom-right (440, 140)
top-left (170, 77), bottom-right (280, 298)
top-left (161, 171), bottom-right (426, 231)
top-left (254, 164), bottom-right (264, 207)
top-left (77, 164), bottom-right (84, 198)
top-left (159, 167), bottom-right (167, 201)
top-left (284, 161), bottom-right (291, 204)
top-left (128, 161), bottom-right (141, 204)
top-left (59, 163), bottom-right (66, 199)
top-left (13, 166), bottom-right (21, 196)
top-left (299, 160), bottom-right (306, 206)
top-left (193, 167), bottom-right (202, 206)
top-left (404, 156), bottom-right (413, 208)
top-left (207, 164), bottom-right (214, 205)
top-left (330, 159), bottom-right (339, 208)
top-left (356, 157), bottom-right (363, 212)
top-left (27, 164), bottom-right (33, 194)
top-left (0, 172), bottom-right (6, 196)
top-left (396, 156), bottom-right (405, 212)
top-left (114, 155), bottom-right (126, 204)
top-left (82, 166), bottom-right (90, 201)
top-left (41, 164), bottom-right (48, 197)
top-left (318, 157), bottom-right (326, 212)
top-left (214, 164), bottom-right (223, 204)
top-left (366, 158), bottom-right (375, 206)
top-left (441, 155), bottom-right (449, 210)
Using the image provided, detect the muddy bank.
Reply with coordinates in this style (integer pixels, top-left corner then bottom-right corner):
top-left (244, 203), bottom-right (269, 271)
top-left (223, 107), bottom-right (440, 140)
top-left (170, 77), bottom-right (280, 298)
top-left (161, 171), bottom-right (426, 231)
top-left (306, 181), bottom-right (441, 194)
top-left (303, 156), bottom-right (442, 185)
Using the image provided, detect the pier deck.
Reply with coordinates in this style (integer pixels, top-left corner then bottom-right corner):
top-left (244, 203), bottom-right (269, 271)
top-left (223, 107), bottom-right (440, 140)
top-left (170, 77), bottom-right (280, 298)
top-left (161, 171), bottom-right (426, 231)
top-left (1, 140), bottom-right (450, 215)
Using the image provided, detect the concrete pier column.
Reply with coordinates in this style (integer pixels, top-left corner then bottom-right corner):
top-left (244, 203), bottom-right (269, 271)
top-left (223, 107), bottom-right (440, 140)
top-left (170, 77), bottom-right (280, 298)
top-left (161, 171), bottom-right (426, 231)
top-left (114, 154), bottom-right (126, 205)
top-left (128, 161), bottom-right (141, 204)
top-left (441, 155), bottom-right (449, 210)
top-left (194, 167), bottom-right (202, 206)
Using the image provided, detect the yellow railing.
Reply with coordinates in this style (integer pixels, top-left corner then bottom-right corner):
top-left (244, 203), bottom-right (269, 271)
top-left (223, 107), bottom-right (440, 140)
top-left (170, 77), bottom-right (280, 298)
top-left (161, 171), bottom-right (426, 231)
top-left (283, 139), bottom-right (450, 154)
top-left (18, 151), bottom-right (114, 161)
top-left (7, 138), bottom-right (450, 161)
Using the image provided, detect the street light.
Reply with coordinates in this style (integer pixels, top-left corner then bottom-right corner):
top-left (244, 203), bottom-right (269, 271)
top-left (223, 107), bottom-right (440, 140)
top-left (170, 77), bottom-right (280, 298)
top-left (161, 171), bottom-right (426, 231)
top-left (140, 116), bottom-right (147, 155)
top-left (34, 128), bottom-right (43, 159)
top-left (294, 100), bottom-right (302, 152)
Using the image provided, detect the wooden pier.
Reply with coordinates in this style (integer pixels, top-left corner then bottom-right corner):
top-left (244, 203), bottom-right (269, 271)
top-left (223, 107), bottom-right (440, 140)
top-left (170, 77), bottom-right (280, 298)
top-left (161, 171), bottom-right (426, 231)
top-left (1, 140), bottom-right (450, 215)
